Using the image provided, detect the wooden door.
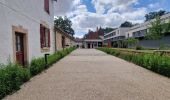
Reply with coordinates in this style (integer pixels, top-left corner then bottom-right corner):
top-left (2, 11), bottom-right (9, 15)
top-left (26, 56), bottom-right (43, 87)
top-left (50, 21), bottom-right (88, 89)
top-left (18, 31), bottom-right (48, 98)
top-left (15, 33), bottom-right (25, 66)
top-left (62, 36), bottom-right (65, 48)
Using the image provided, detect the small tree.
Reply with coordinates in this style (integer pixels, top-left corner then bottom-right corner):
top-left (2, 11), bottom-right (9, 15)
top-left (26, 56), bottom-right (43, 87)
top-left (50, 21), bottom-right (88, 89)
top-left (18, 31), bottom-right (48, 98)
top-left (146, 16), bottom-right (164, 40)
top-left (164, 19), bottom-right (170, 33)
top-left (146, 16), bottom-right (165, 49)
top-left (127, 38), bottom-right (139, 48)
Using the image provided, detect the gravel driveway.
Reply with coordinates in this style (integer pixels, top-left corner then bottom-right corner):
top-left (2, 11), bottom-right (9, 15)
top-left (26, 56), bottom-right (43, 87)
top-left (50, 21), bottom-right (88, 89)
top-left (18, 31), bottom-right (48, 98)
top-left (4, 49), bottom-right (170, 100)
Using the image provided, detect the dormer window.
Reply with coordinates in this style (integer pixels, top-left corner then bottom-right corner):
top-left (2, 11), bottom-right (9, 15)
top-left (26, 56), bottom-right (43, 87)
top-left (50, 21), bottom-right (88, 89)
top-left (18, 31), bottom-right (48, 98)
top-left (44, 0), bottom-right (49, 14)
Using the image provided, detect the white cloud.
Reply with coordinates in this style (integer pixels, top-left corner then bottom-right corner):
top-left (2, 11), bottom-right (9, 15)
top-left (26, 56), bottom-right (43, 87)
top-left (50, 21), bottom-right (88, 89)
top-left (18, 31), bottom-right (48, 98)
top-left (92, 0), bottom-right (138, 14)
top-left (54, 0), bottom-right (81, 16)
top-left (148, 2), bottom-right (160, 9)
top-left (54, 0), bottom-right (148, 38)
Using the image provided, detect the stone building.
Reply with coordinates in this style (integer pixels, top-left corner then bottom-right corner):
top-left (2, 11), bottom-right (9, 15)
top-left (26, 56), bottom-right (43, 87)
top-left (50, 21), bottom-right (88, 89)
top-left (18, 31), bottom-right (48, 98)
top-left (0, 0), bottom-right (56, 65)
top-left (55, 27), bottom-right (76, 50)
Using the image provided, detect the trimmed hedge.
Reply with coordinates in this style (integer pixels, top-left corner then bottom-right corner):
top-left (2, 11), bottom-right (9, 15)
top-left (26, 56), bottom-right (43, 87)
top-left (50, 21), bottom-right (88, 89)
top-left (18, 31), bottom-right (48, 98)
top-left (0, 47), bottom-right (76, 99)
top-left (97, 47), bottom-right (170, 77)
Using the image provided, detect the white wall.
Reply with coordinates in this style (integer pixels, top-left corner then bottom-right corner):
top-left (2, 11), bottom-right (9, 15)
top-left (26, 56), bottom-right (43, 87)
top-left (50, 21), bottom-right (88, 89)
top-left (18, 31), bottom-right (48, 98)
top-left (0, 0), bottom-right (54, 64)
top-left (104, 28), bottom-right (130, 41)
top-left (126, 13), bottom-right (170, 38)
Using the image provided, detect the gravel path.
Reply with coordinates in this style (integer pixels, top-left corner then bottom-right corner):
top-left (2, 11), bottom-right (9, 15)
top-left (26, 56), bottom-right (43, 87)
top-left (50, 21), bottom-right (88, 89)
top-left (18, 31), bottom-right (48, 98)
top-left (4, 49), bottom-right (170, 100)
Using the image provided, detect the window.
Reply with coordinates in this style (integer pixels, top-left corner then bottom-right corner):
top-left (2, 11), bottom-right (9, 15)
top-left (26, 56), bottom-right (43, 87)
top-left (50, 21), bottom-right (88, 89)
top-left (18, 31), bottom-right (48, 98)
top-left (40, 24), bottom-right (50, 48)
top-left (44, 0), bottom-right (49, 14)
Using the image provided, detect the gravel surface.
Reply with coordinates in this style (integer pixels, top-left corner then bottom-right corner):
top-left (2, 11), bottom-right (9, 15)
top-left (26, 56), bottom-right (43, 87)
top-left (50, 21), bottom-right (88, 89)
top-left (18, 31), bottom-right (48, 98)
top-left (4, 49), bottom-right (170, 100)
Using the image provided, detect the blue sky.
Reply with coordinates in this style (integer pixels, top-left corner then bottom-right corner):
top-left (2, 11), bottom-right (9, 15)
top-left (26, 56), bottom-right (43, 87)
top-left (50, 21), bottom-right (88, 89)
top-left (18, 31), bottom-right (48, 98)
top-left (54, 0), bottom-right (170, 38)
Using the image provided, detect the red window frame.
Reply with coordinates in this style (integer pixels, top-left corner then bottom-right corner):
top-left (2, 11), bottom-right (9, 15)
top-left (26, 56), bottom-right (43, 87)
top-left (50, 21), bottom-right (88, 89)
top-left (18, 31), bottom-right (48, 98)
top-left (44, 0), bottom-right (50, 14)
top-left (40, 24), bottom-right (50, 48)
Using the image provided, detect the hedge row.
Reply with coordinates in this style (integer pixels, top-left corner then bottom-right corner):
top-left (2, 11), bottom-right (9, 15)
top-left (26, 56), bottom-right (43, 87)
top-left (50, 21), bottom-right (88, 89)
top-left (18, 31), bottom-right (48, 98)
top-left (97, 47), bottom-right (170, 77)
top-left (0, 47), bottom-right (76, 99)
top-left (30, 47), bottom-right (76, 76)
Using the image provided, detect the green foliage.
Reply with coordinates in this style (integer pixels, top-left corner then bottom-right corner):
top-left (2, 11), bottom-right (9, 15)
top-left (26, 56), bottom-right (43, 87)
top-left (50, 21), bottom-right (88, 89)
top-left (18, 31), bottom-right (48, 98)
top-left (147, 16), bottom-right (164, 40)
top-left (145, 10), bottom-right (167, 21)
top-left (97, 47), bottom-right (170, 77)
top-left (30, 47), bottom-right (76, 76)
top-left (164, 19), bottom-right (170, 33)
top-left (127, 38), bottom-right (139, 46)
top-left (120, 21), bottom-right (133, 27)
top-left (30, 57), bottom-right (45, 76)
top-left (0, 47), bottom-right (76, 99)
top-left (0, 64), bottom-right (30, 99)
top-left (102, 27), bottom-right (116, 33)
top-left (54, 16), bottom-right (75, 36)
top-left (135, 45), bottom-right (143, 50)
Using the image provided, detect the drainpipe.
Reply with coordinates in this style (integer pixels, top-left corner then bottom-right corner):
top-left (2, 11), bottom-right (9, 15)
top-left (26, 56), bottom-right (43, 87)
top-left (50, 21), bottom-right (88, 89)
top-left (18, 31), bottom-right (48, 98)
top-left (54, 29), bottom-right (57, 51)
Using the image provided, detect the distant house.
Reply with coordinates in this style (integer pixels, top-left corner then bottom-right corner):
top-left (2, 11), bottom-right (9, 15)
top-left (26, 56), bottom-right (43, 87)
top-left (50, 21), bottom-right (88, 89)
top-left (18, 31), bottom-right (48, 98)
top-left (104, 28), bottom-right (130, 48)
top-left (54, 27), bottom-right (76, 50)
top-left (126, 13), bottom-right (170, 48)
top-left (83, 27), bottom-right (104, 49)
top-left (75, 38), bottom-right (83, 48)
top-left (0, 0), bottom-right (56, 65)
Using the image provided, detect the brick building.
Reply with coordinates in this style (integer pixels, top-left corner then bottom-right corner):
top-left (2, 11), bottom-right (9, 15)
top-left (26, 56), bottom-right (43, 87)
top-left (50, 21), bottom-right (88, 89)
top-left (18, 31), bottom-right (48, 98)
top-left (83, 27), bottom-right (104, 49)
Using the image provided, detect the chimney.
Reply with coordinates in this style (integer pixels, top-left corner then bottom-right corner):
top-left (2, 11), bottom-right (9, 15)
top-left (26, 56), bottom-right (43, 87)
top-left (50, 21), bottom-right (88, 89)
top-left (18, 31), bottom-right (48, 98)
top-left (96, 27), bottom-right (99, 31)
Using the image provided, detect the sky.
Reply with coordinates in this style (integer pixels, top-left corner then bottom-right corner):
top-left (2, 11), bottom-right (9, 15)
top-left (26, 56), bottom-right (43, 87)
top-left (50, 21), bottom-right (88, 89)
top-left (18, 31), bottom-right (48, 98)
top-left (54, 0), bottom-right (170, 38)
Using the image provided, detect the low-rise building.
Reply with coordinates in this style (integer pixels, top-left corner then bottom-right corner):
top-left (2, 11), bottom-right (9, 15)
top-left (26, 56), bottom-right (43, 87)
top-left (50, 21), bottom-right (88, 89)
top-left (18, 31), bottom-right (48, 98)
top-left (83, 27), bottom-right (104, 49)
top-left (75, 38), bottom-right (83, 48)
top-left (126, 13), bottom-right (170, 48)
top-left (55, 27), bottom-right (76, 50)
top-left (0, 0), bottom-right (56, 65)
top-left (104, 27), bottom-right (130, 48)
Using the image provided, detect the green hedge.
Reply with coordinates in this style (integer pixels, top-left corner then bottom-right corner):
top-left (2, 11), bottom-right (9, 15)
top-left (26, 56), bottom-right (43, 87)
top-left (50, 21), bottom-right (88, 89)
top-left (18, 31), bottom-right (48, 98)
top-left (0, 47), bottom-right (76, 99)
top-left (0, 64), bottom-right (30, 99)
top-left (30, 47), bottom-right (76, 76)
top-left (97, 47), bottom-right (170, 77)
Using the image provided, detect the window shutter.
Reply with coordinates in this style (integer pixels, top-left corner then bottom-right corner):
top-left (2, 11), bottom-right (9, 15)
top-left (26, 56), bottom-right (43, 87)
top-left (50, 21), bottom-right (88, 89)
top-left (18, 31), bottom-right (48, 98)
top-left (47, 0), bottom-right (49, 13)
top-left (44, 0), bottom-right (49, 13)
top-left (48, 29), bottom-right (51, 47)
top-left (40, 24), bottom-right (45, 48)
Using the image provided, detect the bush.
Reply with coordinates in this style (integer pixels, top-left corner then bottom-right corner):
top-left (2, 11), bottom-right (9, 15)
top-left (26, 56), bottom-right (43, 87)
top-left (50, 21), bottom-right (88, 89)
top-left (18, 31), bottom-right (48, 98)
top-left (30, 57), bottom-right (46, 76)
top-left (97, 47), bottom-right (170, 78)
top-left (30, 47), bottom-right (76, 76)
top-left (0, 64), bottom-right (30, 99)
top-left (135, 45), bottom-right (143, 50)
top-left (0, 47), bottom-right (76, 99)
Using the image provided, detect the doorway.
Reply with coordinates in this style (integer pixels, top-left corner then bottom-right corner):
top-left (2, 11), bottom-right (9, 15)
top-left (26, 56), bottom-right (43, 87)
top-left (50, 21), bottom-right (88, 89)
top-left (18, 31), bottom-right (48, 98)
top-left (87, 43), bottom-right (91, 49)
top-left (15, 32), bottom-right (25, 66)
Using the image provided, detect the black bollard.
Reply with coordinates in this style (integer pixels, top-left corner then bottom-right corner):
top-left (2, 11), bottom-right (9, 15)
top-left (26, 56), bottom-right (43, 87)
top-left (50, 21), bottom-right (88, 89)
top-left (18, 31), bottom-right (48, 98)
top-left (45, 54), bottom-right (50, 68)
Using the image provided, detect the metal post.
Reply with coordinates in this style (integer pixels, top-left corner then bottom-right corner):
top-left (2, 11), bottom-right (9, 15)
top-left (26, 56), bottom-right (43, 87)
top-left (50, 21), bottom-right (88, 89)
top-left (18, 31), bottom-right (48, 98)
top-left (45, 54), bottom-right (50, 68)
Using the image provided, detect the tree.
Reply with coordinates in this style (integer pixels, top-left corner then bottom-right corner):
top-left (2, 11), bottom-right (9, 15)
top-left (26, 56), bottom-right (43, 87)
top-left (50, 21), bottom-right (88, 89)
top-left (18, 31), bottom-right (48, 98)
top-left (146, 16), bottom-right (164, 40)
top-left (54, 16), bottom-right (75, 36)
top-left (102, 27), bottom-right (115, 33)
top-left (120, 21), bottom-right (133, 27)
top-left (164, 19), bottom-right (170, 33)
top-left (145, 10), bottom-right (167, 21)
top-left (126, 38), bottom-right (139, 47)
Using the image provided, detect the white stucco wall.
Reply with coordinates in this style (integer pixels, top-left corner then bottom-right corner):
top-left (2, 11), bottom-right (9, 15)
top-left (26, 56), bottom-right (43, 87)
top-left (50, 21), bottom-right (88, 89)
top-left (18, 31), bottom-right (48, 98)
top-left (126, 13), bottom-right (170, 38)
top-left (0, 0), bottom-right (55, 64)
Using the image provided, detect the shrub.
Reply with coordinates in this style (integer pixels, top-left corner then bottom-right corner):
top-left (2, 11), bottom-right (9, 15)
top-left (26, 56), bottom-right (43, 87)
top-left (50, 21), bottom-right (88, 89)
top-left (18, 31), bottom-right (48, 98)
top-left (135, 45), bottom-right (143, 50)
top-left (30, 58), bottom-right (45, 76)
top-left (30, 47), bottom-right (76, 76)
top-left (0, 64), bottom-right (30, 99)
top-left (0, 47), bottom-right (76, 99)
top-left (97, 47), bottom-right (170, 78)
